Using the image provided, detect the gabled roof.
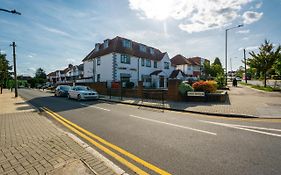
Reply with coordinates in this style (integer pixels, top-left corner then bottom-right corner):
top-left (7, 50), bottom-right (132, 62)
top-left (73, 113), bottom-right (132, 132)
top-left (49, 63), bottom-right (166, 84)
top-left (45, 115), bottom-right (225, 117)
top-left (83, 36), bottom-right (166, 62)
top-left (170, 54), bottom-right (191, 66)
top-left (150, 70), bottom-right (162, 76)
top-left (171, 55), bottom-right (208, 66)
top-left (47, 72), bottom-right (56, 76)
top-left (169, 69), bottom-right (186, 78)
top-left (188, 57), bottom-right (201, 66)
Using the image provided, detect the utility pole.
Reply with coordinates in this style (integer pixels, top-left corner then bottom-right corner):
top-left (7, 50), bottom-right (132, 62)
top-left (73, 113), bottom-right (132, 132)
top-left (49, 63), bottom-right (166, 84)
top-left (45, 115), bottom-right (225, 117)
top-left (10, 42), bottom-right (18, 97)
top-left (244, 49), bottom-right (247, 84)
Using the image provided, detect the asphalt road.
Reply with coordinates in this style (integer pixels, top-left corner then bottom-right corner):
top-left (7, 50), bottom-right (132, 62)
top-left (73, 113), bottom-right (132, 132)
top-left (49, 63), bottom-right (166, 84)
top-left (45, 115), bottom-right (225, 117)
top-left (19, 89), bottom-right (281, 175)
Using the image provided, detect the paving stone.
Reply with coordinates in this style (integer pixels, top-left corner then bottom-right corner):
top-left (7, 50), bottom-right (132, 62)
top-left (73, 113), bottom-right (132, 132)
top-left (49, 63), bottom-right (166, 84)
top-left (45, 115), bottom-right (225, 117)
top-left (0, 90), bottom-right (119, 175)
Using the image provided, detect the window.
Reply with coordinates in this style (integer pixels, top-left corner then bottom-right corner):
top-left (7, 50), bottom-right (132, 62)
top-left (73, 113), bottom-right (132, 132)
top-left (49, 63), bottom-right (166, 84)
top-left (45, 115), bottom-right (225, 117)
top-left (146, 59), bottom-right (151, 67)
top-left (95, 44), bottom-right (100, 51)
top-left (122, 39), bottom-right (132, 48)
top-left (139, 44), bottom-right (146, 52)
top-left (104, 40), bottom-right (109, 48)
top-left (164, 62), bottom-right (169, 69)
top-left (97, 58), bottom-right (101, 66)
top-left (150, 48), bottom-right (154, 54)
top-left (141, 58), bottom-right (145, 66)
top-left (121, 54), bottom-right (130, 64)
top-left (141, 75), bottom-right (151, 82)
top-left (154, 61), bottom-right (157, 68)
top-left (120, 73), bottom-right (130, 83)
top-left (97, 74), bottom-right (100, 82)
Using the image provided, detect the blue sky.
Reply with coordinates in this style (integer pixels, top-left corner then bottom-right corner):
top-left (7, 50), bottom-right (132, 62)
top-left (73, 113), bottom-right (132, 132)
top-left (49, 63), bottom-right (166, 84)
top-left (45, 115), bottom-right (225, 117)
top-left (0, 0), bottom-right (281, 76)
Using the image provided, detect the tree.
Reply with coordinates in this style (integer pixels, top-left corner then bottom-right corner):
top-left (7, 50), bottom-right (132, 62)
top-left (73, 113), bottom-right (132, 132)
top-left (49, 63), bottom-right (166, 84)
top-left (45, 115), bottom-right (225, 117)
top-left (213, 57), bottom-right (222, 66)
top-left (203, 61), bottom-right (212, 78)
top-left (35, 68), bottom-right (47, 79)
top-left (248, 40), bottom-right (281, 87)
top-left (0, 53), bottom-right (12, 93)
top-left (273, 52), bottom-right (281, 76)
top-left (209, 57), bottom-right (224, 77)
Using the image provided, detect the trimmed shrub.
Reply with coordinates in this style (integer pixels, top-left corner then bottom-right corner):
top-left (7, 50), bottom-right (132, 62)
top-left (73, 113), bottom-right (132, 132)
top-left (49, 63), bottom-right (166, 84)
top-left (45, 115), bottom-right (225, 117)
top-left (178, 82), bottom-right (194, 96)
top-left (111, 82), bottom-right (120, 89)
top-left (215, 73), bottom-right (225, 89)
top-left (192, 80), bottom-right (217, 93)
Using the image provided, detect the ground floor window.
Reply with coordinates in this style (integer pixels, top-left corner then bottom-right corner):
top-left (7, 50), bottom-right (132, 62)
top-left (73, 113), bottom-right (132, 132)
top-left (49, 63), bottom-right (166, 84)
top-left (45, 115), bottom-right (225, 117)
top-left (97, 74), bottom-right (100, 82)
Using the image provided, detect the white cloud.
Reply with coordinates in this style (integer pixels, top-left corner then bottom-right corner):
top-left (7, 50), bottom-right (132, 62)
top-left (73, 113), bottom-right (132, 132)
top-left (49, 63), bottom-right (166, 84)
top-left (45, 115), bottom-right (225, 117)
top-left (238, 46), bottom-right (259, 51)
top-left (255, 2), bottom-right (262, 9)
top-left (129, 0), bottom-right (253, 33)
top-left (237, 29), bottom-right (250, 34)
top-left (38, 24), bottom-right (71, 37)
top-left (242, 11), bottom-right (263, 24)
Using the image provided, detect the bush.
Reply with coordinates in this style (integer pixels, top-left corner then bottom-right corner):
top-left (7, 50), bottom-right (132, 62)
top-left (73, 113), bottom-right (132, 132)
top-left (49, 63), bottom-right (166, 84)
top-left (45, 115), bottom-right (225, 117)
top-left (178, 82), bottom-right (194, 96)
top-left (192, 80), bottom-right (217, 93)
top-left (215, 73), bottom-right (225, 89)
top-left (111, 82), bottom-right (120, 89)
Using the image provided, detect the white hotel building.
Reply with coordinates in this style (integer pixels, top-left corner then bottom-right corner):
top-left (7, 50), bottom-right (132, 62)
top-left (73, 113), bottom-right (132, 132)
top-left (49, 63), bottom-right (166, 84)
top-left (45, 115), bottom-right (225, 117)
top-left (82, 36), bottom-right (175, 88)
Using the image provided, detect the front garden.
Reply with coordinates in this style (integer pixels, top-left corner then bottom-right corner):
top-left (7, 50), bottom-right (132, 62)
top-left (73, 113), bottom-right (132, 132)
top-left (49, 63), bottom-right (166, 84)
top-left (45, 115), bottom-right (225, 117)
top-left (178, 80), bottom-right (227, 102)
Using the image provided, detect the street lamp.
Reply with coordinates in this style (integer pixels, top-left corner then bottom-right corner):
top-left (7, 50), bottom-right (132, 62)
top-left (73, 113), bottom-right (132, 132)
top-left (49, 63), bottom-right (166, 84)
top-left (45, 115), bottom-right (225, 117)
top-left (1, 8), bottom-right (21, 97)
top-left (225, 24), bottom-right (243, 86)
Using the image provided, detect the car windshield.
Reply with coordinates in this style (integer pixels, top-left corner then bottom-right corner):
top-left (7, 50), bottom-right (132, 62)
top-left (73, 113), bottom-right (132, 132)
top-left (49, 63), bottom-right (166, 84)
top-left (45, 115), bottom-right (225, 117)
top-left (76, 86), bottom-right (91, 91)
top-left (61, 86), bottom-right (70, 90)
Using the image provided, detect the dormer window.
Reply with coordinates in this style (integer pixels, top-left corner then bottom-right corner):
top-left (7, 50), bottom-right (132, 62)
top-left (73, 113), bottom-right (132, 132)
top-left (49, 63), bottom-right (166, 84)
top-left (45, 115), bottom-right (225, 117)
top-left (122, 39), bottom-right (132, 48)
top-left (95, 43), bottom-right (100, 51)
top-left (104, 39), bottom-right (109, 48)
top-left (150, 48), bottom-right (154, 54)
top-left (139, 44), bottom-right (146, 52)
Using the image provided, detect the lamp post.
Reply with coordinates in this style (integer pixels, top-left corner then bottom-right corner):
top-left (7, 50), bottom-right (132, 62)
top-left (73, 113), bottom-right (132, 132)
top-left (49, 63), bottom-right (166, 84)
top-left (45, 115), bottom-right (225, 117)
top-left (1, 8), bottom-right (21, 97)
top-left (225, 24), bottom-right (243, 86)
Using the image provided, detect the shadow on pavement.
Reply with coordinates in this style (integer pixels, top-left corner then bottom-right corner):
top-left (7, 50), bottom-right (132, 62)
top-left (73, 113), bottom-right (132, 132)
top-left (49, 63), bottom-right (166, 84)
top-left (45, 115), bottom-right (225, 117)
top-left (24, 95), bottom-right (118, 113)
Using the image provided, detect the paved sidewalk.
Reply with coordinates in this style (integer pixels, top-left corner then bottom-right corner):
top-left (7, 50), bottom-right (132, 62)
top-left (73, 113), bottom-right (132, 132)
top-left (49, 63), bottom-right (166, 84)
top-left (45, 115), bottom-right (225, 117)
top-left (0, 89), bottom-right (122, 175)
top-left (99, 85), bottom-right (281, 119)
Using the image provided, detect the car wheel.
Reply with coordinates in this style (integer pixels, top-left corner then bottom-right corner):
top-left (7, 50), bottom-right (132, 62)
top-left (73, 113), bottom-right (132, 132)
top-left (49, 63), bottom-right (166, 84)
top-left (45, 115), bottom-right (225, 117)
top-left (68, 94), bottom-right (71, 99)
top-left (77, 94), bottom-right (81, 101)
top-left (54, 93), bottom-right (57, 97)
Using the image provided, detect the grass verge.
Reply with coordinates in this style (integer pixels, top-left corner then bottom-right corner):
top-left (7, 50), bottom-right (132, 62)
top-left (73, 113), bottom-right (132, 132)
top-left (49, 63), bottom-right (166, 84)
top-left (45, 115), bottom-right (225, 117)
top-left (240, 82), bottom-right (281, 92)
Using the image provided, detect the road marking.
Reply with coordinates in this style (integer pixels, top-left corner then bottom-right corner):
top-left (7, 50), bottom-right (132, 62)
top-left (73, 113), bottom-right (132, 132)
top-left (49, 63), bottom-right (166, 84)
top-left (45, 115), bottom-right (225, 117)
top-left (42, 107), bottom-right (171, 175)
top-left (222, 123), bottom-right (281, 132)
top-left (200, 120), bottom-right (281, 138)
top-left (41, 107), bottom-right (149, 175)
top-left (129, 115), bottom-right (217, 136)
top-left (80, 103), bottom-right (111, 111)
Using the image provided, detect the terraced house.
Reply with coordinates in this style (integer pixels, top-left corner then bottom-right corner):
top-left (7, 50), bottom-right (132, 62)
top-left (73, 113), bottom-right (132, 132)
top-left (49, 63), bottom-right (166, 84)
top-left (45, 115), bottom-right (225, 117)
top-left (82, 36), bottom-right (174, 88)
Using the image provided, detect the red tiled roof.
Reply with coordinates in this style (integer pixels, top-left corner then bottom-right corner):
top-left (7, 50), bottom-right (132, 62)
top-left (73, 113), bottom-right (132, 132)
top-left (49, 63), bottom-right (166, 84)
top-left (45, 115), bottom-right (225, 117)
top-left (188, 57), bottom-right (201, 66)
top-left (83, 36), bottom-right (166, 62)
top-left (170, 54), bottom-right (192, 66)
top-left (171, 55), bottom-right (209, 66)
top-left (47, 72), bottom-right (56, 76)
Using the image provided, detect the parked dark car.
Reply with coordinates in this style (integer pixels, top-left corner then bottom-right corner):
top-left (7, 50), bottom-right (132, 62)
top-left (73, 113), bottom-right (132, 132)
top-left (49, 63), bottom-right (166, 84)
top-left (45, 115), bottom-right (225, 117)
top-left (54, 85), bottom-right (71, 97)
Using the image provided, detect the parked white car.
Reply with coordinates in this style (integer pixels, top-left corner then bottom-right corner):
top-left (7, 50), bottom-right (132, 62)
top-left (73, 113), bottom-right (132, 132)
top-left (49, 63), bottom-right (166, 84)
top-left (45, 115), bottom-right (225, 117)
top-left (68, 86), bottom-right (99, 100)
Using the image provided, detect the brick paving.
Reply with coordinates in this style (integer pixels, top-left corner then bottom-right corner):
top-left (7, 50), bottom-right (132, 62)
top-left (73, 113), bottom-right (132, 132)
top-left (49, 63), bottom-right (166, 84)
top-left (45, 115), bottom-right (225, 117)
top-left (0, 89), bottom-right (120, 175)
top-left (100, 84), bottom-right (281, 118)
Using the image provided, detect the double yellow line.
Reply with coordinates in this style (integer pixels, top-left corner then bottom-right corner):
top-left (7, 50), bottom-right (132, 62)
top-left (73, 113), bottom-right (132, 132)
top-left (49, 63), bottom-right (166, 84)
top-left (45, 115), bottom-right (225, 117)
top-left (41, 107), bottom-right (171, 175)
